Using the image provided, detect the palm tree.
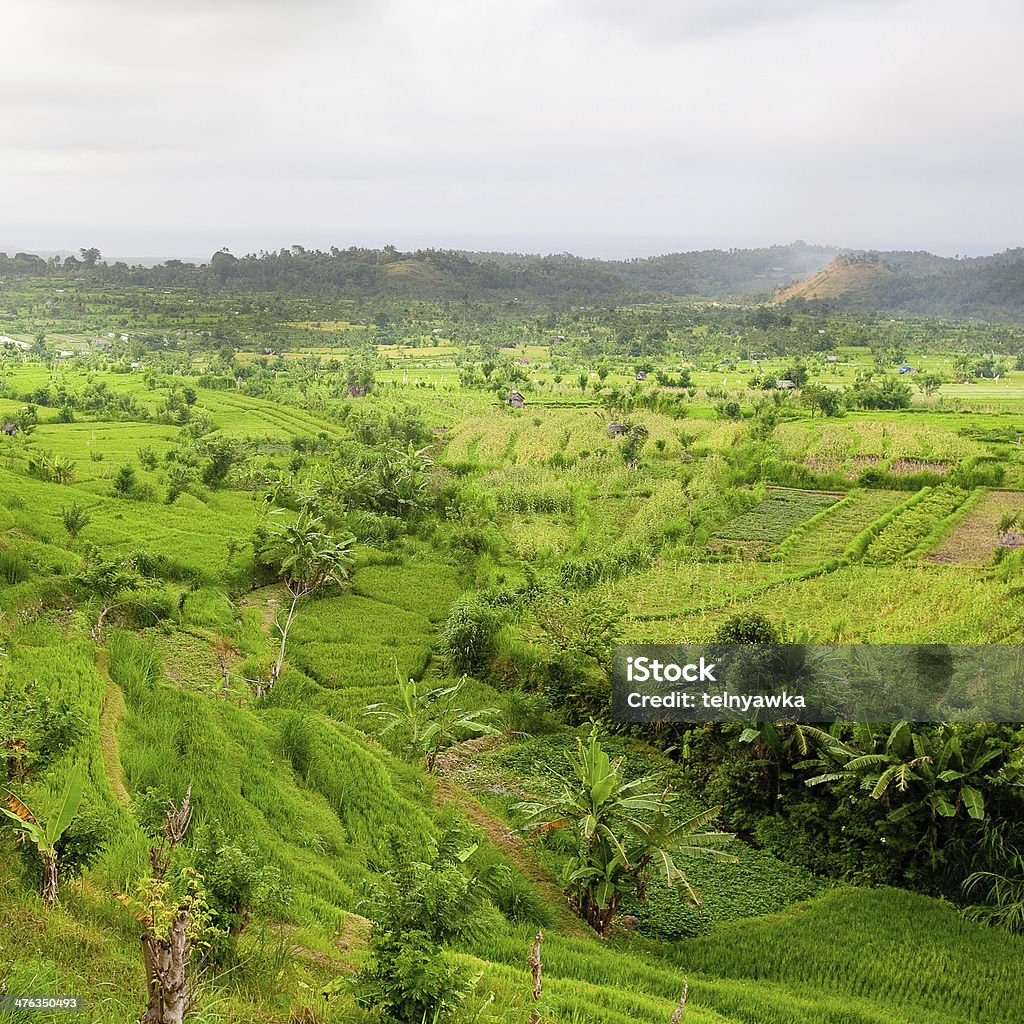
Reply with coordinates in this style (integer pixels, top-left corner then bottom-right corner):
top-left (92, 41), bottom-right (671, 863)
top-left (516, 728), bottom-right (735, 937)
top-left (1, 765), bottom-right (85, 903)
top-left (62, 502), bottom-right (90, 549)
top-left (258, 509), bottom-right (355, 693)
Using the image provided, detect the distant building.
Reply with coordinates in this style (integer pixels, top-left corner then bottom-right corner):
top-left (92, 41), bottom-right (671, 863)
top-left (998, 531), bottom-right (1024, 550)
top-left (2, 422), bottom-right (19, 436)
top-left (507, 390), bottom-right (526, 409)
top-left (899, 365), bottom-right (917, 374)
top-left (775, 379), bottom-right (798, 389)
top-left (826, 355), bottom-right (839, 362)
top-left (635, 371), bottom-right (647, 381)
top-left (607, 422), bottom-right (628, 438)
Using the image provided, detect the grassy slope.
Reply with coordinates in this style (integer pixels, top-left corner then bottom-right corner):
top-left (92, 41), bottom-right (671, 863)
top-left (1, 369), bottom-right (1023, 1022)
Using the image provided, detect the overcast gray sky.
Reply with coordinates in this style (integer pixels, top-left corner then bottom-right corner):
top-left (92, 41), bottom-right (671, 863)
top-left (1, 0), bottom-right (1021, 259)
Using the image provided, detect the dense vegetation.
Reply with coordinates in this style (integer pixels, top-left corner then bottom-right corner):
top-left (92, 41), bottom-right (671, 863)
top-left (1, 263), bottom-right (1023, 1023)
top-left (4, 241), bottom-right (1024, 317)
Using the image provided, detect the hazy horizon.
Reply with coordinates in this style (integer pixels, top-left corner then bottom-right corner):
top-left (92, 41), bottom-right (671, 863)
top-left (1, 237), bottom-right (1016, 267)
top-left (4, 0), bottom-right (1022, 261)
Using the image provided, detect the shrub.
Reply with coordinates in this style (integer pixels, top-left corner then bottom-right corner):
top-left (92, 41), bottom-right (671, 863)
top-left (437, 598), bottom-right (503, 676)
top-left (13, 804), bottom-right (111, 890)
top-left (712, 612), bottom-right (781, 644)
top-left (187, 826), bottom-right (288, 964)
top-left (353, 928), bottom-right (467, 1024)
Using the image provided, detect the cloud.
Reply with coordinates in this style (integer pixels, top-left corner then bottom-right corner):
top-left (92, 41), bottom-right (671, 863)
top-left (0, 0), bottom-right (1021, 257)
top-left (574, 0), bottom-right (917, 41)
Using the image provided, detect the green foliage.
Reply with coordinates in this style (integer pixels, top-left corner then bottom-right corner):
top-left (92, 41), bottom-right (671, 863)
top-left (61, 501), bottom-right (91, 548)
top-left (0, 764), bottom-right (87, 901)
top-left (364, 673), bottom-right (499, 772)
top-left (258, 508), bottom-right (355, 596)
top-left (0, 678), bottom-right (85, 783)
top-left (187, 825), bottom-right (288, 963)
top-left (13, 803), bottom-right (111, 890)
top-left (964, 847), bottom-right (1024, 934)
top-left (712, 612), bottom-right (781, 644)
top-left (845, 376), bottom-right (913, 410)
top-left (437, 597), bottom-right (504, 676)
top-left (112, 463), bottom-right (137, 497)
top-left (353, 927), bottom-right (468, 1024)
top-left (516, 728), bottom-right (735, 936)
top-left (800, 721), bottom-right (1015, 844)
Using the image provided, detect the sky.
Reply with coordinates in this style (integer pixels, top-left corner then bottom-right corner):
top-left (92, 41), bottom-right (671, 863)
top-left (1, 0), bottom-right (1021, 260)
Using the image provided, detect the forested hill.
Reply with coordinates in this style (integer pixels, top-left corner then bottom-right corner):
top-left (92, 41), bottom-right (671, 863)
top-left (776, 250), bottom-right (1024, 320)
top-left (0, 242), bottom-right (840, 302)
top-left (2, 242), bottom-right (1024, 317)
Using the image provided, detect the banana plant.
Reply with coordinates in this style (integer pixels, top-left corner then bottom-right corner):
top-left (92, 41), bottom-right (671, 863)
top-left (1, 764), bottom-right (85, 903)
top-left (517, 727), bottom-right (735, 936)
top-left (365, 671), bottom-right (498, 772)
top-left (799, 723), bottom-right (1011, 851)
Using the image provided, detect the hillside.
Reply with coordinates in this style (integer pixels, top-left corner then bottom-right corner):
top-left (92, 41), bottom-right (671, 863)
top-left (775, 248), bottom-right (1024, 319)
top-left (771, 254), bottom-right (895, 304)
top-left (4, 242), bottom-right (1024, 317)
top-left (1, 300), bottom-right (1023, 1024)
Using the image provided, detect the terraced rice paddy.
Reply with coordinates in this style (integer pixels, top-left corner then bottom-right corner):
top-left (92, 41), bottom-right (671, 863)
top-left (929, 490), bottom-right (1024, 563)
top-left (713, 490), bottom-right (838, 547)
top-left (863, 486), bottom-right (970, 563)
top-left (783, 489), bottom-right (905, 567)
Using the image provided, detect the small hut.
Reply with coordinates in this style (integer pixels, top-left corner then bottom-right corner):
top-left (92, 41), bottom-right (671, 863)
top-left (607, 422), bottom-right (628, 438)
top-left (507, 390), bottom-right (526, 409)
top-left (775, 379), bottom-right (798, 389)
top-left (635, 371), bottom-right (647, 381)
top-left (2, 422), bottom-right (19, 436)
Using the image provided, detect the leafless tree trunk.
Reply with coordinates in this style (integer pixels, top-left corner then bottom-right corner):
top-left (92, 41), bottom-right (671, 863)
top-left (669, 983), bottom-right (688, 1024)
top-left (92, 603), bottom-right (113, 641)
top-left (267, 591), bottom-right (301, 693)
top-left (140, 910), bottom-right (190, 1024)
top-left (526, 931), bottom-right (543, 1024)
top-left (149, 787), bottom-right (192, 881)
top-left (136, 787), bottom-right (196, 1023)
top-left (528, 931), bottom-right (543, 1001)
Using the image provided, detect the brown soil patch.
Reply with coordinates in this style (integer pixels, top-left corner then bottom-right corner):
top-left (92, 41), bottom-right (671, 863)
top-left (846, 455), bottom-right (882, 480)
top-left (889, 459), bottom-right (951, 476)
top-left (929, 491), bottom-right (1024, 564)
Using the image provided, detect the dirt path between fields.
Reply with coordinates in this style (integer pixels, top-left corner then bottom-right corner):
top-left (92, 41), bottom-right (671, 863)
top-left (95, 651), bottom-right (131, 808)
top-left (432, 738), bottom-right (589, 938)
